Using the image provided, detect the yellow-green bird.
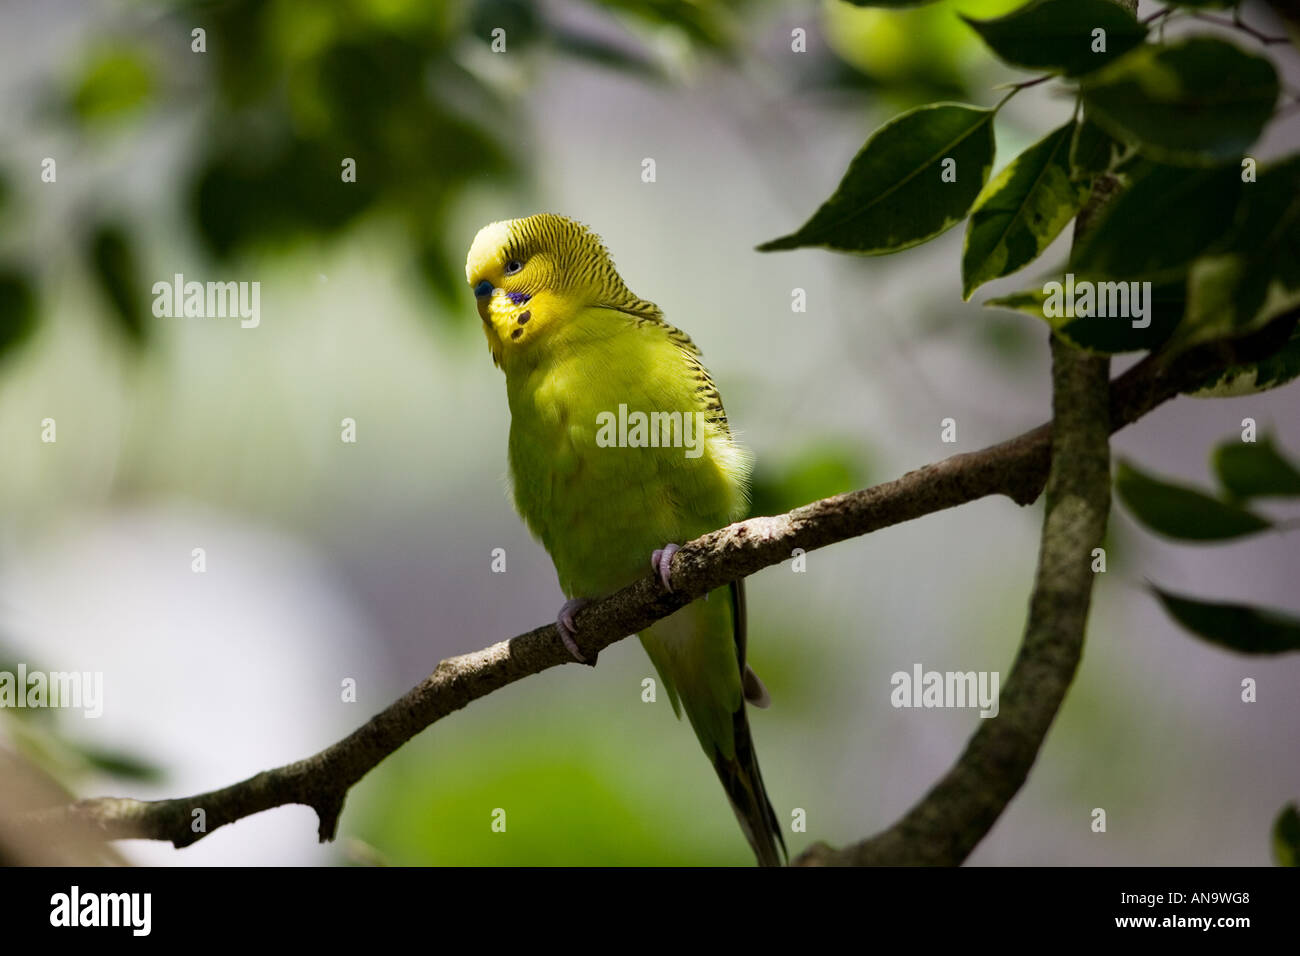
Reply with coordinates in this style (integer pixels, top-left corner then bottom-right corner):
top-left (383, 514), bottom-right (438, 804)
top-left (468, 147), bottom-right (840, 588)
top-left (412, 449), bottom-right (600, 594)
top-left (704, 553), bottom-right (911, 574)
top-left (466, 213), bottom-right (785, 866)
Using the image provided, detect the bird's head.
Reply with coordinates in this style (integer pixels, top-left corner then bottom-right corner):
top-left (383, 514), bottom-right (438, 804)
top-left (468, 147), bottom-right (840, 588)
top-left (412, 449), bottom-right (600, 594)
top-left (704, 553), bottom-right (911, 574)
top-left (465, 214), bottom-right (660, 368)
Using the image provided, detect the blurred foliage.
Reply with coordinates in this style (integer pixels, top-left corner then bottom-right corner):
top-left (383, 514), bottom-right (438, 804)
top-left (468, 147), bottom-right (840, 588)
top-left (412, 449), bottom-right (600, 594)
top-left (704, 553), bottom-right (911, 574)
top-left (1123, 434), bottom-right (1300, 661)
top-left (63, 743), bottom-right (165, 782)
top-left (1214, 434), bottom-right (1300, 500)
top-left (1181, 156), bottom-right (1300, 347)
top-left (961, 0), bottom-right (1148, 77)
top-left (0, 268), bottom-right (38, 367)
top-left (1081, 37), bottom-right (1278, 168)
top-left (748, 440), bottom-right (872, 517)
top-left (1119, 433), bottom-right (1300, 540)
top-left (87, 224), bottom-right (148, 346)
top-left (964, 304), bottom-right (1036, 365)
top-left (0, 645), bottom-right (163, 786)
top-left (1, 0), bottom-right (833, 363)
top-left (824, 0), bottom-right (1023, 93)
top-left (1115, 460), bottom-right (1271, 542)
top-left (5, 718), bottom-right (164, 786)
top-left (598, 0), bottom-right (743, 49)
top-left (352, 720), bottom-right (748, 865)
top-left (0, 0), bottom-right (1017, 361)
top-left (66, 46), bottom-right (157, 124)
top-left (844, 0), bottom-right (946, 7)
top-left (1276, 803), bottom-right (1300, 867)
top-left (182, 0), bottom-right (511, 304)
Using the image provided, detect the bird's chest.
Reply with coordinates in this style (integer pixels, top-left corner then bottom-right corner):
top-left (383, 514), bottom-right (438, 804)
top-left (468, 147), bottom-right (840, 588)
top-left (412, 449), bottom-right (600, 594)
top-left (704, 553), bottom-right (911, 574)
top-left (506, 356), bottom-right (670, 595)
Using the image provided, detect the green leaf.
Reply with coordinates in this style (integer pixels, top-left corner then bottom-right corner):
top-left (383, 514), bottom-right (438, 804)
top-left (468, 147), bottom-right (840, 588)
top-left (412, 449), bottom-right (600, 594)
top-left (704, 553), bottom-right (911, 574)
top-left (1186, 323), bottom-right (1300, 397)
top-left (983, 289), bottom-right (1046, 314)
top-left (87, 224), bottom-right (147, 346)
top-left (962, 0), bottom-right (1146, 77)
top-left (0, 267), bottom-right (38, 366)
top-left (962, 121), bottom-right (1089, 298)
top-left (1182, 255), bottom-right (1300, 349)
top-left (1080, 37), bottom-right (1278, 167)
top-left (1179, 156), bottom-right (1300, 346)
top-left (1070, 162), bottom-right (1242, 282)
top-left (1275, 804), bottom-right (1300, 867)
top-left (983, 279), bottom-right (1183, 353)
top-left (1116, 460), bottom-right (1271, 541)
top-left (1213, 435), bottom-right (1300, 499)
top-left (1151, 586), bottom-right (1300, 654)
top-left (1069, 116), bottom-right (1118, 181)
top-left (758, 103), bottom-right (995, 255)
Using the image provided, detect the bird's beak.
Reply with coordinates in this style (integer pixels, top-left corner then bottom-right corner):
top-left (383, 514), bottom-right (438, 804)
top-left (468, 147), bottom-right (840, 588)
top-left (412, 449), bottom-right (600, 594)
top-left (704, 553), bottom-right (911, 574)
top-left (473, 279), bottom-right (495, 323)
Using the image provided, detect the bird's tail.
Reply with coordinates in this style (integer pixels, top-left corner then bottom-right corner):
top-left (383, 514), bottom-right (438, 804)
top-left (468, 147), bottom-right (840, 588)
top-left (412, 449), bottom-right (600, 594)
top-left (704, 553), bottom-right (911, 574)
top-left (640, 584), bottom-right (786, 867)
top-left (713, 705), bottom-right (786, 867)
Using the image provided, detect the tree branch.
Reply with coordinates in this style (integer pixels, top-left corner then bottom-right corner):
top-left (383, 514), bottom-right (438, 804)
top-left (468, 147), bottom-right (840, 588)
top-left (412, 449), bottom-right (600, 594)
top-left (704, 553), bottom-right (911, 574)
top-left (799, 331), bottom-right (1114, 865)
top-left (21, 308), bottom-right (1299, 852)
top-left (800, 22), bottom-right (1167, 863)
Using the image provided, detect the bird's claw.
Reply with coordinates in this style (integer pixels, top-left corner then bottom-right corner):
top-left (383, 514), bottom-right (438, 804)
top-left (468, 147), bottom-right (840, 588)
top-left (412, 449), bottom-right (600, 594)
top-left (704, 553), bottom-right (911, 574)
top-left (556, 597), bottom-right (592, 664)
top-left (650, 543), bottom-right (681, 592)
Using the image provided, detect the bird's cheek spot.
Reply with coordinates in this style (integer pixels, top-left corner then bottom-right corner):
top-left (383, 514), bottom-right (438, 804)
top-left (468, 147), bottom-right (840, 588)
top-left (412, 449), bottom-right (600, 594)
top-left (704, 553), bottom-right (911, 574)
top-left (517, 310), bottom-right (531, 325)
top-left (511, 328), bottom-right (523, 340)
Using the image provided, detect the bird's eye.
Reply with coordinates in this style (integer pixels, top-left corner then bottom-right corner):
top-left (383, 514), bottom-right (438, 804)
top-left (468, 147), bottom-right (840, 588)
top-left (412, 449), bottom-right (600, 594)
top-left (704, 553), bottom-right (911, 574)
top-left (504, 259), bottom-right (523, 275)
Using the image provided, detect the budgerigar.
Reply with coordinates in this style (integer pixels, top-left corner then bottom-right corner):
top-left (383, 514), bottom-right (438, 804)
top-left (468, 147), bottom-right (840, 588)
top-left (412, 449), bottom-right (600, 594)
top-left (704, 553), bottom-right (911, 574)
top-left (466, 214), bottom-right (785, 866)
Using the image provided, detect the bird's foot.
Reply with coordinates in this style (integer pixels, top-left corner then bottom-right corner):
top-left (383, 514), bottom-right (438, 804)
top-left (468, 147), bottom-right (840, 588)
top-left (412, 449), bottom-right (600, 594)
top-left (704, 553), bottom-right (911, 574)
top-left (650, 543), bottom-right (681, 592)
top-left (556, 597), bottom-right (592, 664)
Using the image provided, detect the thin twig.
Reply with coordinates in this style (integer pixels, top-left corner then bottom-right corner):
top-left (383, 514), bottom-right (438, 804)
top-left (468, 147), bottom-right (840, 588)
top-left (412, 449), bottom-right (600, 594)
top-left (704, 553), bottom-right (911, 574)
top-left (1141, 5), bottom-right (1174, 26)
top-left (996, 72), bottom-right (1056, 110)
top-left (1195, 10), bottom-right (1290, 44)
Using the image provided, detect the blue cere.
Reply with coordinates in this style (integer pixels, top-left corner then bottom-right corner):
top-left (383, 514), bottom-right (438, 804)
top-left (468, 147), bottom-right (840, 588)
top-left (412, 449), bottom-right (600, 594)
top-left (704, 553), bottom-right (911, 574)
top-left (474, 279), bottom-right (493, 298)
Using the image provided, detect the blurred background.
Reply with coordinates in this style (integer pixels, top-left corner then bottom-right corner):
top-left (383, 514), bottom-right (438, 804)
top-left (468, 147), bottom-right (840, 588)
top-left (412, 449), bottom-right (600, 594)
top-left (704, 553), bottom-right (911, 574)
top-left (1, 0), bottom-right (1297, 865)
